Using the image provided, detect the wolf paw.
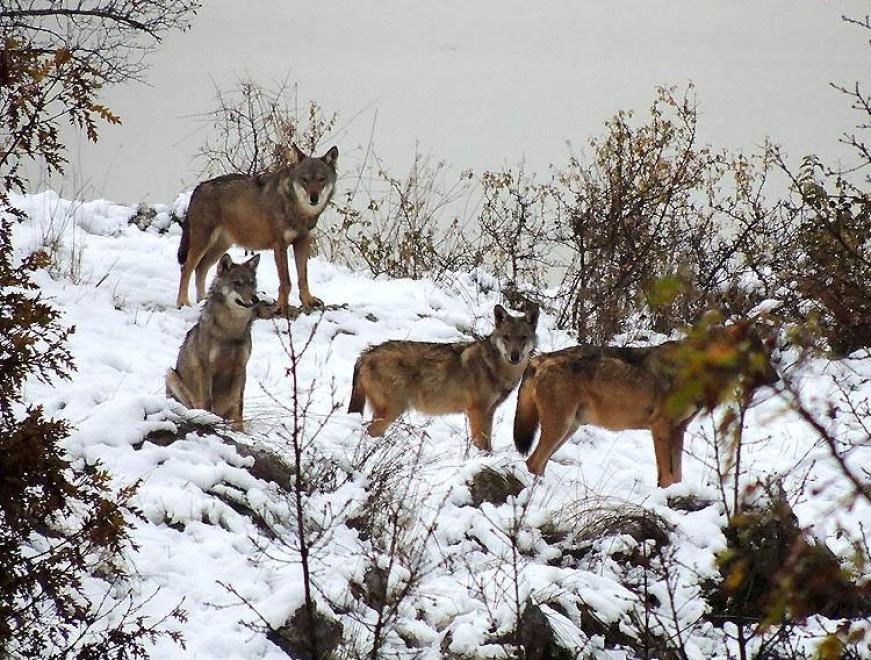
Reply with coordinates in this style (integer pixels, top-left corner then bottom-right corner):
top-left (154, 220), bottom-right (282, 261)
top-left (300, 294), bottom-right (324, 309)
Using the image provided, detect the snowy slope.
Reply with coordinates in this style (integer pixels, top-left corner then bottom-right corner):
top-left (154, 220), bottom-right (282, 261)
top-left (10, 190), bottom-right (871, 658)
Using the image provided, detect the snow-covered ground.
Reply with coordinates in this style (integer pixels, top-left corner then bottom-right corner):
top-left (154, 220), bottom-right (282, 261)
top-left (10, 190), bottom-right (871, 658)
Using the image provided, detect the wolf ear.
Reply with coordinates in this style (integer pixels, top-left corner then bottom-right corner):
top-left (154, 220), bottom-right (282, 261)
top-left (291, 143), bottom-right (307, 164)
top-left (245, 254), bottom-right (260, 270)
top-left (217, 253), bottom-right (233, 275)
top-left (494, 304), bottom-right (508, 325)
top-left (321, 145), bottom-right (339, 168)
top-left (524, 303), bottom-right (540, 328)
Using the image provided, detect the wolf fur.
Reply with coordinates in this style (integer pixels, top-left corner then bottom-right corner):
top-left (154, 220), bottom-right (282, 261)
top-left (348, 304), bottom-right (540, 450)
top-left (513, 322), bottom-right (778, 487)
top-left (166, 253), bottom-right (267, 432)
top-left (176, 144), bottom-right (339, 311)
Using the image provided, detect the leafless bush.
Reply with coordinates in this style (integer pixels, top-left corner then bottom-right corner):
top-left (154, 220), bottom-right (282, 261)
top-left (216, 317), bottom-right (451, 658)
top-left (0, 219), bottom-right (186, 657)
top-left (197, 79), bottom-right (339, 176)
top-left (550, 86), bottom-right (751, 341)
top-left (477, 166), bottom-right (558, 294)
top-left (765, 154), bottom-right (871, 356)
top-left (333, 151), bottom-right (481, 283)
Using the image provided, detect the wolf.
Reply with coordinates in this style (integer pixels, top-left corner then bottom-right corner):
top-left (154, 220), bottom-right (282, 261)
top-left (513, 322), bottom-right (779, 487)
top-left (166, 253), bottom-right (267, 432)
top-left (175, 143), bottom-right (339, 312)
top-left (348, 304), bottom-right (540, 450)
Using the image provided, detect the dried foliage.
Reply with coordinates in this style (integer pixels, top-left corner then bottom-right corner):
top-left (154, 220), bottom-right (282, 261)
top-left (0, 3), bottom-right (198, 655)
top-left (477, 165), bottom-right (557, 292)
top-left (196, 78), bottom-right (338, 177)
top-left (0, 0), bottom-right (199, 195)
top-left (0, 217), bottom-right (186, 657)
top-left (336, 152), bottom-right (481, 282)
top-left (475, 86), bottom-right (784, 343)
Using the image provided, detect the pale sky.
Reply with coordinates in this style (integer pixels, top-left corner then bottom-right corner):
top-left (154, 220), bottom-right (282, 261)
top-left (30, 0), bottom-right (870, 204)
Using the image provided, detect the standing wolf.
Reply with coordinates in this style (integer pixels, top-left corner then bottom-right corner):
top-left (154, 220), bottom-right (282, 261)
top-left (348, 304), bottom-right (539, 450)
top-left (513, 322), bottom-right (778, 486)
top-left (166, 254), bottom-right (264, 432)
top-left (176, 143), bottom-right (339, 312)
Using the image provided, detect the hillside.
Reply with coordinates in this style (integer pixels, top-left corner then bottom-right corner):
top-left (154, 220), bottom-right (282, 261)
top-left (9, 190), bottom-right (871, 658)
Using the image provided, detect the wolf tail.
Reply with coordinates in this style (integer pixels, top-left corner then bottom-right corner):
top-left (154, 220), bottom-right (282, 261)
top-left (513, 366), bottom-right (539, 455)
top-left (347, 360), bottom-right (366, 414)
top-left (177, 215), bottom-right (190, 265)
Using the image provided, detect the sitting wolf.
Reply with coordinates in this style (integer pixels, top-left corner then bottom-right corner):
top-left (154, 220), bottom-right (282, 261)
top-left (166, 253), bottom-right (267, 431)
top-left (348, 304), bottom-right (539, 450)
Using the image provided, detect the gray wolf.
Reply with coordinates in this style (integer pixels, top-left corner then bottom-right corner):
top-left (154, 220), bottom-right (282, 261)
top-left (513, 322), bottom-right (778, 486)
top-left (176, 143), bottom-right (339, 312)
top-left (166, 253), bottom-right (268, 431)
top-left (348, 304), bottom-right (540, 450)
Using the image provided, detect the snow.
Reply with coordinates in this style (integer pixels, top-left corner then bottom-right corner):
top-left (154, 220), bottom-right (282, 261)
top-left (8, 191), bottom-right (871, 657)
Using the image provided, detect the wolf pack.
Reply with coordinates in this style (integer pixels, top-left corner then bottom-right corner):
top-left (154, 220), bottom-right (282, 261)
top-left (167, 144), bottom-right (779, 489)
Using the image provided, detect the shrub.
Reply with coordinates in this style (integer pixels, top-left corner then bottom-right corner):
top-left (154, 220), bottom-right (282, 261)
top-left (0, 216), bottom-right (184, 657)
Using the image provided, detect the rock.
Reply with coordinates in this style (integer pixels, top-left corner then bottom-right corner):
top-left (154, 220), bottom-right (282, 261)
top-left (128, 203), bottom-right (157, 231)
top-left (231, 442), bottom-right (294, 490)
top-left (137, 420), bottom-right (294, 492)
top-left (518, 602), bottom-right (576, 660)
top-left (468, 467), bottom-right (524, 506)
top-left (267, 604), bottom-right (343, 659)
top-left (667, 493), bottom-right (713, 512)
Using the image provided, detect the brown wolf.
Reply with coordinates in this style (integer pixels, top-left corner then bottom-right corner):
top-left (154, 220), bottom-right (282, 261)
top-left (348, 304), bottom-right (540, 450)
top-left (513, 322), bottom-right (778, 486)
top-left (166, 253), bottom-right (269, 432)
top-left (176, 143), bottom-right (339, 312)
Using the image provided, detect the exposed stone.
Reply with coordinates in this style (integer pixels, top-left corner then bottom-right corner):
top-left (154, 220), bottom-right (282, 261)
top-left (128, 203), bottom-right (157, 231)
top-left (518, 602), bottom-right (576, 660)
top-left (232, 442), bottom-right (294, 490)
top-left (468, 466), bottom-right (524, 506)
top-left (667, 493), bottom-right (714, 512)
top-left (267, 604), bottom-right (343, 659)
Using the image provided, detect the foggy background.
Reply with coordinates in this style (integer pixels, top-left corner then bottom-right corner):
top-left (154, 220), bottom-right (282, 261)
top-left (28, 0), bottom-right (870, 204)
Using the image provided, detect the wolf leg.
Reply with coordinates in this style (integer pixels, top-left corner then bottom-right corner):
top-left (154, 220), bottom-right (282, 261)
top-left (651, 420), bottom-right (682, 487)
top-left (367, 401), bottom-right (401, 437)
top-left (165, 368), bottom-right (198, 409)
top-left (467, 402), bottom-right (494, 452)
top-left (666, 419), bottom-right (690, 485)
top-left (227, 373), bottom-right (247, 433)
top-left (177, 263), bottom-right (196, 308)
top-left (177, 226), bottom-right (215, 308)
top-left (195, 238), bottom-right (232, 302)
top-left (293, 234), bottom-right (323, 308)
top-left (525, 404), bottom-right (578, 476)
top-left (273, 243), bottom-right (292, 311)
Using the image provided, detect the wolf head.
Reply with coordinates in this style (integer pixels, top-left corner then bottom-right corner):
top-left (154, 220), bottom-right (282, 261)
top-left (491, 304), bottom-right (539, 366)
top-left (213, 254), bottom-right (261, 311)
top-left (724, 320), bottom-right (781, 390)
top-left (290, 143), bottom-right (339, 216)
